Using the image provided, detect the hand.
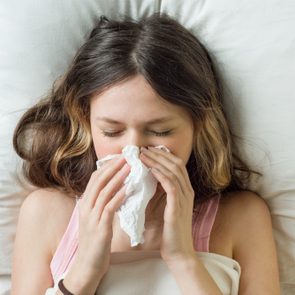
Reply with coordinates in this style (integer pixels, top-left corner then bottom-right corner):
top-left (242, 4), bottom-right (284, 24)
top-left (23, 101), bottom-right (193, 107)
top-left (75, 155), bottom-right (130, 279)
top-left (140, 147), bottom-right (196, 264)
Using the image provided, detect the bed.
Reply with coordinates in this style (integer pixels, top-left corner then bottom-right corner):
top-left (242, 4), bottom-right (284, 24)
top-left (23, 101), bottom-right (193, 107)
top-left (0, 0), bottom-right (294, 294)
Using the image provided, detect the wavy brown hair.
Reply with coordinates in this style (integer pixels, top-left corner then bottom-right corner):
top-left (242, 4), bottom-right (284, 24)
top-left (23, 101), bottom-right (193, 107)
top-left (13, 12), bottom-right (258, 206)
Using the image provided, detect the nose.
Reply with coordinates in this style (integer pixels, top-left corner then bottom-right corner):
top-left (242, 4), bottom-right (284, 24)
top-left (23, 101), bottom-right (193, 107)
top-left (123, 130), bottom-right (150, 150)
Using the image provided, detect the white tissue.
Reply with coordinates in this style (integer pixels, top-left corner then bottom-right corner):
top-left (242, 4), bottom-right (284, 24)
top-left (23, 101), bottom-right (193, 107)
top-left (96, 145), bottom-right (170, 247)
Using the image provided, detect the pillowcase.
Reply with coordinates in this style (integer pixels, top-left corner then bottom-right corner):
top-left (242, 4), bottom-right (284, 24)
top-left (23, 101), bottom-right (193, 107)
top-left (162, 1), bottom-right (295, 292)
top-left (0, 0), bottom-right (294, 294)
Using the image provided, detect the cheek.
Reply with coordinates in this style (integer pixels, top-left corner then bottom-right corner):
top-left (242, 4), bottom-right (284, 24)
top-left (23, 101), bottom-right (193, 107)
top-left (91, 131), bottom-right (122, 159)
top-left (168, 134), bottom-right (193, 165)
top-left (183, 137), bottom-right (194, 164)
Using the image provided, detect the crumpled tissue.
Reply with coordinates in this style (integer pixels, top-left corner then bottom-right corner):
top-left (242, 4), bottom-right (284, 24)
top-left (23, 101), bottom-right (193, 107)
top-left (96, 145), bottom-right (170, 247)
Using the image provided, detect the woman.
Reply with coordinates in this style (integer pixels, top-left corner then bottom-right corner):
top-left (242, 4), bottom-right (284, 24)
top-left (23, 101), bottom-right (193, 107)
top-left (11, 13), bottom-right (280, 294)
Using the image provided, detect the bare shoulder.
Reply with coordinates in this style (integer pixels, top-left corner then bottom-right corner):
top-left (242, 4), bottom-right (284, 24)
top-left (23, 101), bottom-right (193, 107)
top-left (19, 188), bottom-right (76, 256)
top-left (219, 190), bottom-right (271, 222)
top-left (219, 190), bottom-right (272, 238)
top-left (210, 191), bottom-right (272, 256)
top-left (212, 191), bottom-right (280, 294)
top-left (11, 188), bottom-right (77, 293)
top-left (21, 187), bottom-right (76, 213)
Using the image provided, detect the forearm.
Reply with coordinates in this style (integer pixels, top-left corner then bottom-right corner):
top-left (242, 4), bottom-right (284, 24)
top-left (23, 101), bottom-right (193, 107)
top-left (166, 255), bottom-right (223, 295)
top-left (54, 259), bottom-right (104, 295)
top-left (54, 275), bottom-right (98, 295)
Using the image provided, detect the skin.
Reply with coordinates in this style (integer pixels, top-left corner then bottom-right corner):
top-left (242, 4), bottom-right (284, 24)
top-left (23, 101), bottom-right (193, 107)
top-left (86, 74), bottom-right (222, 293)
top-left (90, 74), bottom-right (195, 251)
top-left (90, 75), bottom-right (204, 259)
top-left (11, 74), bottom-right (280, 294)
top-left (90, 75), bottom-right (194, 166)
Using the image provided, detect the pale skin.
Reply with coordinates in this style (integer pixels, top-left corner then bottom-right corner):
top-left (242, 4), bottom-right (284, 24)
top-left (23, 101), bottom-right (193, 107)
top-left (11, 74), bottom-right (280, 294)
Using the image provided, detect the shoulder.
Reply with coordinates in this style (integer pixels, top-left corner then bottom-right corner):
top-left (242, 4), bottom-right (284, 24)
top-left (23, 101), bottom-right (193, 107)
top-left (219, 190), bottom-right (271, 234)
top-left (210, 191), bottom-right (272, 256)
top-left (219, 190), bottom-right (271, 222)
top-left (217, 190), bottom-right (272, 246)
top-left (20, 188), bottom-right (76, 213)
top-left (18, 188), bottom-right (76, 257)
top-left (213, 191), bottom-right (280, 293)
top-left (20, 188), bottom-right (76, 227)
top-left (12, 188), bottom-right (77, 292)
top-left (221, 190), bottom-right (274, 247)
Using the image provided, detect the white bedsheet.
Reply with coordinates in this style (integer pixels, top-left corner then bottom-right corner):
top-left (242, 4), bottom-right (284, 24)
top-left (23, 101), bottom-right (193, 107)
top-left (1, 1), bottom-right (294, 294)
top-left (97, 251), bottom-right (240, 295)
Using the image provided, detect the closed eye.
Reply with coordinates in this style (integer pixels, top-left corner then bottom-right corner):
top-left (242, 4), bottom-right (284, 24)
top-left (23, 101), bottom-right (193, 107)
top-left (101, 130), bottom-right (172, 137)
top-left (152, 130), bottom-right (171, 136)
top-left (101, 131), bottom-right (121, 137)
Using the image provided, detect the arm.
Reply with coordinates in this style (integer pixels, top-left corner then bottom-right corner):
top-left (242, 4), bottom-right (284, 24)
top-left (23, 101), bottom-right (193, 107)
top-left (166, 255), bottom-right (223, 295)
top-left (139, 148), bottom-right (223, 294)
top-left (12, 157), bottom-right (130, 294)
top-left (139, 149), bottom-right (280, 294)
top-left (231, 192), bottom-right (281, 295)
top-left (165, 192), bottom-right (280, 295)
top-left (53, 259), bottom-right (102, 295)
top-left (11, 190), bottom-right (55, 294)
top-left (10, 190), bottom-right (99, 295)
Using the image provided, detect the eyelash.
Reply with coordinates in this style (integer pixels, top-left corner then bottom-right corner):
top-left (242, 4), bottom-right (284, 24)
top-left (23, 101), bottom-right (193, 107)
top-left (101, 130), bottom-right (172, 137)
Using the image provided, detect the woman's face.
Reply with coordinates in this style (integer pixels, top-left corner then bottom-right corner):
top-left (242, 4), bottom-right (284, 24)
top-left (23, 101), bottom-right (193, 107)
top-left (90, 74), bottom-right (194, 164)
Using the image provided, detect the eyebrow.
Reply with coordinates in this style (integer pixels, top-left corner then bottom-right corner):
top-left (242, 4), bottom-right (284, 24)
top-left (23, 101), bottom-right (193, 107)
top-left (95, 116), bottom-right (175, 125)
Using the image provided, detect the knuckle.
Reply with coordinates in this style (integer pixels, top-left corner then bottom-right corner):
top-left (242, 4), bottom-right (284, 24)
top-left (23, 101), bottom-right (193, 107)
top-left (100, 185), bottom-right (113, 198)
top-left (103, 205), bottom-right (114, 216)
top-left (175, 158), bottom-right (183, 166)
top-left (172, 163), bottom-right (179, 171)
top-left (165, 171), bottom-right (176, 183)
top-left (170, 173), bottom-right (177, 183)
top-left (98, 226), bottom-right (112, 240)
top-left (99, 187), bottom-right (107, 197)
top-left (170, 185), bottom-right (177, 193)
top-left (162, 175), bottom-right (170, 185)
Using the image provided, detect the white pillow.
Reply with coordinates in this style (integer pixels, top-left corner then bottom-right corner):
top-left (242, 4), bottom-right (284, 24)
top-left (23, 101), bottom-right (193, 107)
top-left (0, 0), bottom-right (294, 294)
top-left (161, 1), bottom-right (295, 293)
top-left (0, 1), bottom-right (160, 294)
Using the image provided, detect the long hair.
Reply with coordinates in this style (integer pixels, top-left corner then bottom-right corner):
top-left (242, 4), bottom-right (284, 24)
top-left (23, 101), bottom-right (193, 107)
top-left (13, 12), bottom-right (257, 206)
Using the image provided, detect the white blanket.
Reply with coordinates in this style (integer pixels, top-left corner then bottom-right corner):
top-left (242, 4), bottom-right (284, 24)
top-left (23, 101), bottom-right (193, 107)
top-left (97, 251), bottom-right (241, 295)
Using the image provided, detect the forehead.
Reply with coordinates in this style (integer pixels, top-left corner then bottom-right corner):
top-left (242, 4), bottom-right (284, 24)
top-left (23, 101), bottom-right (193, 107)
top-left (90, 75), bottom-right (190, 121)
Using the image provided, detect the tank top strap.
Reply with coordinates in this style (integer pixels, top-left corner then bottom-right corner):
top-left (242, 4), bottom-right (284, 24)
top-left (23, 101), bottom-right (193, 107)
top-left (50, 196), bottom-right (80, 282)
top-left (192, 195), bottom-right (220, 252)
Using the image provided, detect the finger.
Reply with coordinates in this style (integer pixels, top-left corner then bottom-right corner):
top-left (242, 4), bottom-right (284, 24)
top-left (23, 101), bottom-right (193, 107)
top-left (83, 155), bottom-right (123, 194)
top-left (142, 146), bottom-right (193, 192)
top-left (83, 156), bottom-right (125, 208)
top-left (98, 183), bottom-right (128, 228)
top-left (151, 166), bottom-right (195, 221)
top-left (140, 148), bottom-right (187, 196)
top-left (143, 146), bottom-right (185, 173)
top-left (94, 163), bottom-right (130, 219)
top-left (82, 155), bottom-right (126, 209)
top-left (150, 167), bottom-right (181, 215)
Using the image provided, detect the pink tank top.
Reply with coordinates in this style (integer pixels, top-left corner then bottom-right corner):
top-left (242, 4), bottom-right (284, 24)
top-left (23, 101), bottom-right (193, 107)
top-left (50, 195), bottom-right (220, 282)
